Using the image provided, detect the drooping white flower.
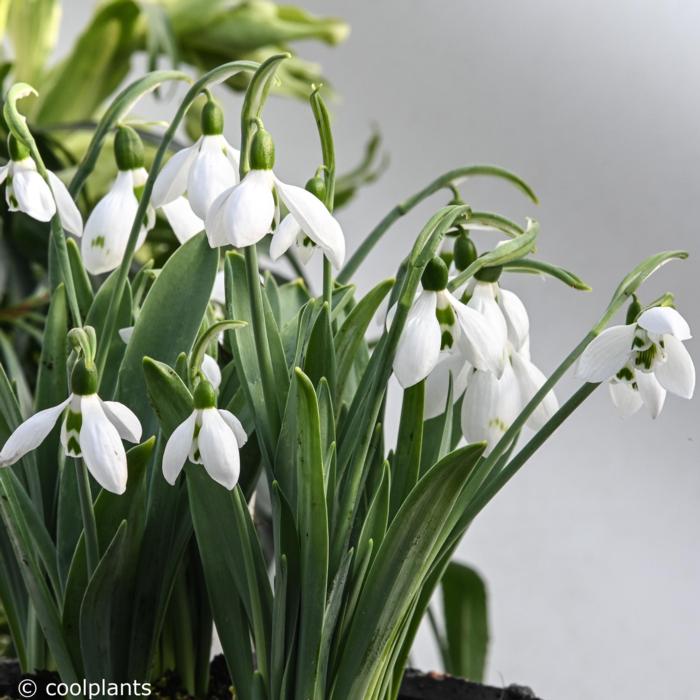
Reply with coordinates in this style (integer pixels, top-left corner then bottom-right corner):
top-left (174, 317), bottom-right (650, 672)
top-left (205, 128), bottom-right (345, 269)
top-left (0, 360), bottom-right (141, 494)
top-left (392, 257), bottom-right (505, 389)
top-left (0, 136), bottom-right (83, 236)
top-left (461, 343), bottom-right (558, 452)
top-left (576, 305), bottom-right (695, 417)
top-left (152, 100), bottom-right (239, 222)
top-left (423, 350), bottom-right (470, 420)
top-left (162, 379), bottom-right (246, 490)
top-left (160, 197), bottom-right (204, 244)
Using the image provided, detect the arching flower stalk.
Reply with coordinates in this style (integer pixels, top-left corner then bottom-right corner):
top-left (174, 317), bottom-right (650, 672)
top-left (0, 134), bottom-right (83, 235)
top-left (204, 126), bottom-right (345, 268)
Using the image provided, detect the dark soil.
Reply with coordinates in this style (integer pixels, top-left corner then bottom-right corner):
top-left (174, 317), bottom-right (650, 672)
top-left (0, 657), bottom-right (542, 699)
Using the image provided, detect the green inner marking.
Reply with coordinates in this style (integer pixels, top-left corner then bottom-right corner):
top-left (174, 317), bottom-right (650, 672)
top-left (91, 236), bottom-right (105, 249)
top-left (65, 410), bottom-right (82, 432)
top-left (635, 344), bottom-right (657, 370)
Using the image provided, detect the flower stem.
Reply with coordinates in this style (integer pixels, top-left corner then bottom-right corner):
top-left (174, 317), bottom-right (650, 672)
top-left (323, 258), bottom-right (333, 306)
top-left (49, 220), bottom-right (83, 327)
top-left (75, 458), bottom-right (99, 577)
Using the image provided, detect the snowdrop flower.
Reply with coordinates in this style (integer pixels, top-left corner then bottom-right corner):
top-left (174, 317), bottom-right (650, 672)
top-left (152, 100), bottom-right (239, 224)
top-left (163, 378), bottom-right (247, 490)
top-left (577, 305), bottom-right (695, 418)
top-left (82, 126), bottom-right (155, 275)
top-left (461, 343), bottom-right (558, 452)
top-left (160, 197), bottom-right (204, 244)
top-left (393, 256), bottom-right (505, 389)
top-left (0, 359), bottom-right (141, 494)
top-left (268, 174), bottom-right (344, 268)
top-left (0, 134), bottom-right (82, 235)
top-left (205, 127), bottom-right (345, 269)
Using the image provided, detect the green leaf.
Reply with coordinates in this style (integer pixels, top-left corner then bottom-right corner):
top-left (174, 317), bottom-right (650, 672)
top-left (87, 269), bottom-right (132, 400)
top-left (293, 368), bottom-right (329, 700)
top-left (440, 561), bottom-right (489, 682)
top-left (354, 461), bottom-right (390, 576)
top-left (79, 521), bottom-right (128, 682)
top-left (331, 443), bottom-right (485, 699)
top-left (304, 301), bottom-right (336, 391)
top-left (610, 250), bottom-right (688, 303)
top-left (117, 232), bottom-right (218, 436)
top-left (504, 257), bottom-right (591, 291)
top-left (35, 0), bottom-right (141, 124)
top-left (66, 238), bottom-right (94, 317)
top-left (334, 277), bottom-right (393, 401)
top-left (389, 382), bottom-right (424, 519)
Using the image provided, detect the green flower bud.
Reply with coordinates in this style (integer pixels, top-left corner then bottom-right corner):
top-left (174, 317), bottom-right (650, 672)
top-left (474, 264), bottom-right (502, 283)
top-left (625, 295), bottom-right (642, 325)
top-left (421, 256), bottom-right (449, 291)
top-left (8, 134), bottom-right (30, 161)
top-left (71, 359), bottom-right (98, 396)
top-left (114, 125), bottom-right (145, 171)
top-left (439, 249), bottom-right (454, 269)
top-left (201, 100), bottom-right (224, 136)
top-left (453, 233), bottom-right (477, 272)
top-left (193, 379), bottom-right (217, 409)
top-left (250, 128), bottom-right (275, 170)
top-left (305, 175), bottom-right (326, 201)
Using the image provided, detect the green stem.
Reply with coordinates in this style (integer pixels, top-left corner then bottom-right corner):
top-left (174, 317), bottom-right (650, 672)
top-left (94, 60), bottom-right (259, 385)
top-left (323, 258), bottom-right (333, 306)
top-left (75, 459), bottom-right (99, 577)
top-left (49, 221), bottom-right (82, 326)
top-left (338, 165), bottom-right (538, 283)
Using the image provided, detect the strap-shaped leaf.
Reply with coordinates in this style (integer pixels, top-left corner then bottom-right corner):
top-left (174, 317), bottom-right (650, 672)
top-left (331, 443), bottom-right (485, 699)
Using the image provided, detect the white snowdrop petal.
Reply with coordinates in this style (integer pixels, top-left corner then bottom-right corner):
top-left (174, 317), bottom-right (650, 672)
top-left (511, 351), bottom-right (558, 431)
top-left (214, 169), bottom-right (275, 248)
top-left (461, 364), bottom-right (520, 453)
top-left (608, 381), bottom-right (643, 417)
top-left (498, 287), bottom-right (530, 351)
top-left (204, 189), bottom-right (232, 248)
top-left (198, 408), bottom-right (241, 490)
top-left (393, 291), bottom-right (441, 388)
top-left (187, 136), bottom-right (238, 219)
top-left (467, 283), bottom-right (508, 352)
top-left (449, 294), bottom-right (506, 376)
top-left (274, 177), bottom-right (345, 269)
top-left (100, 400), bottom-right (142, 443)
top-left (221, 137), bottom-right (241, 176)
top-left (160, 197), bottom-right (203, 243)
top-left (211, 270), bottom-right (226, 306)
top-left (152, 142), bottom-right (199, 206)
top-left (654, 334), bottom-right (695, 399)
top-left (47, 171), bottom-right (83, 236)
top-left (79, 395), bottom-right (128, 494)
top-left (119, 327), bottom-right (134, 343)
top-left (0, 398), bottom-right (70, 466)
top-left (219, 409), bottom-right (248, 447)
top-left (81, 171), bottom-right (139, 275)
top-left (575, 324), bottom-right (636, 382)
top-left (11, 164), bottom-right (56, 221)
top-left (201, 354), bottom-right (222, 390)
top-left (423, 351), bottom-right (470, 420)
top-left (162, 412), bottom-right (197, 485)
top-left (635, 371), bottom-right (667, 419)
top-left (0, 164), bottom-right (9, 185)
top-left (637, 306), bottom-right (691, 341)
top-left (269, 213), bottom-right (302, 261)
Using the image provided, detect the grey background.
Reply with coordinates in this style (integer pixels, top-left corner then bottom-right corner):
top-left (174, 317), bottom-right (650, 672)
top-left (58, 2), bottom-right (699, 698)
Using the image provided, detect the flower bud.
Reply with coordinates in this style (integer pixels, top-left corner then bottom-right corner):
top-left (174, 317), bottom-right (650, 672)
top-left (305, 175), bottom-right (326, 201)
top-left (453, 233), bottom-right (477, 272)
top-left (474, 264), bottom-right (502, 283)
top-left (8, 134), bottom-right (29, 161)
top-left (421, 256), bottom-right (449, 291)
top-left (250, 128), bottom-right (275, 170)
top-left (114, 125), bottom-right (145, 171)
top-left (201, 100), bottom-right (224, 136)
top-left (71, 359), bottom-right (98, 396)
top-left (193, 379), bottom-right (217, 409)
top-left (625, 295), bottom-right (642, 325)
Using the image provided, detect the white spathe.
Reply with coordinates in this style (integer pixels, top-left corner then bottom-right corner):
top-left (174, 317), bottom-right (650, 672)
top-left (81, 168), bottom-right (154, 275)
top-left (0, 393), bottom-right (141, 494)
top-left (0, 157), bottom-right (83, 235)
top-left (152, 134), bottom-right (239, 220)
top-left (162, 407), bottom-right (247, 490)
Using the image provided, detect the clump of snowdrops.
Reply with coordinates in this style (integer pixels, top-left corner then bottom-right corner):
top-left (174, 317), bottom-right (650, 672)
top-left (0, 53), bottom-right (694, 700)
